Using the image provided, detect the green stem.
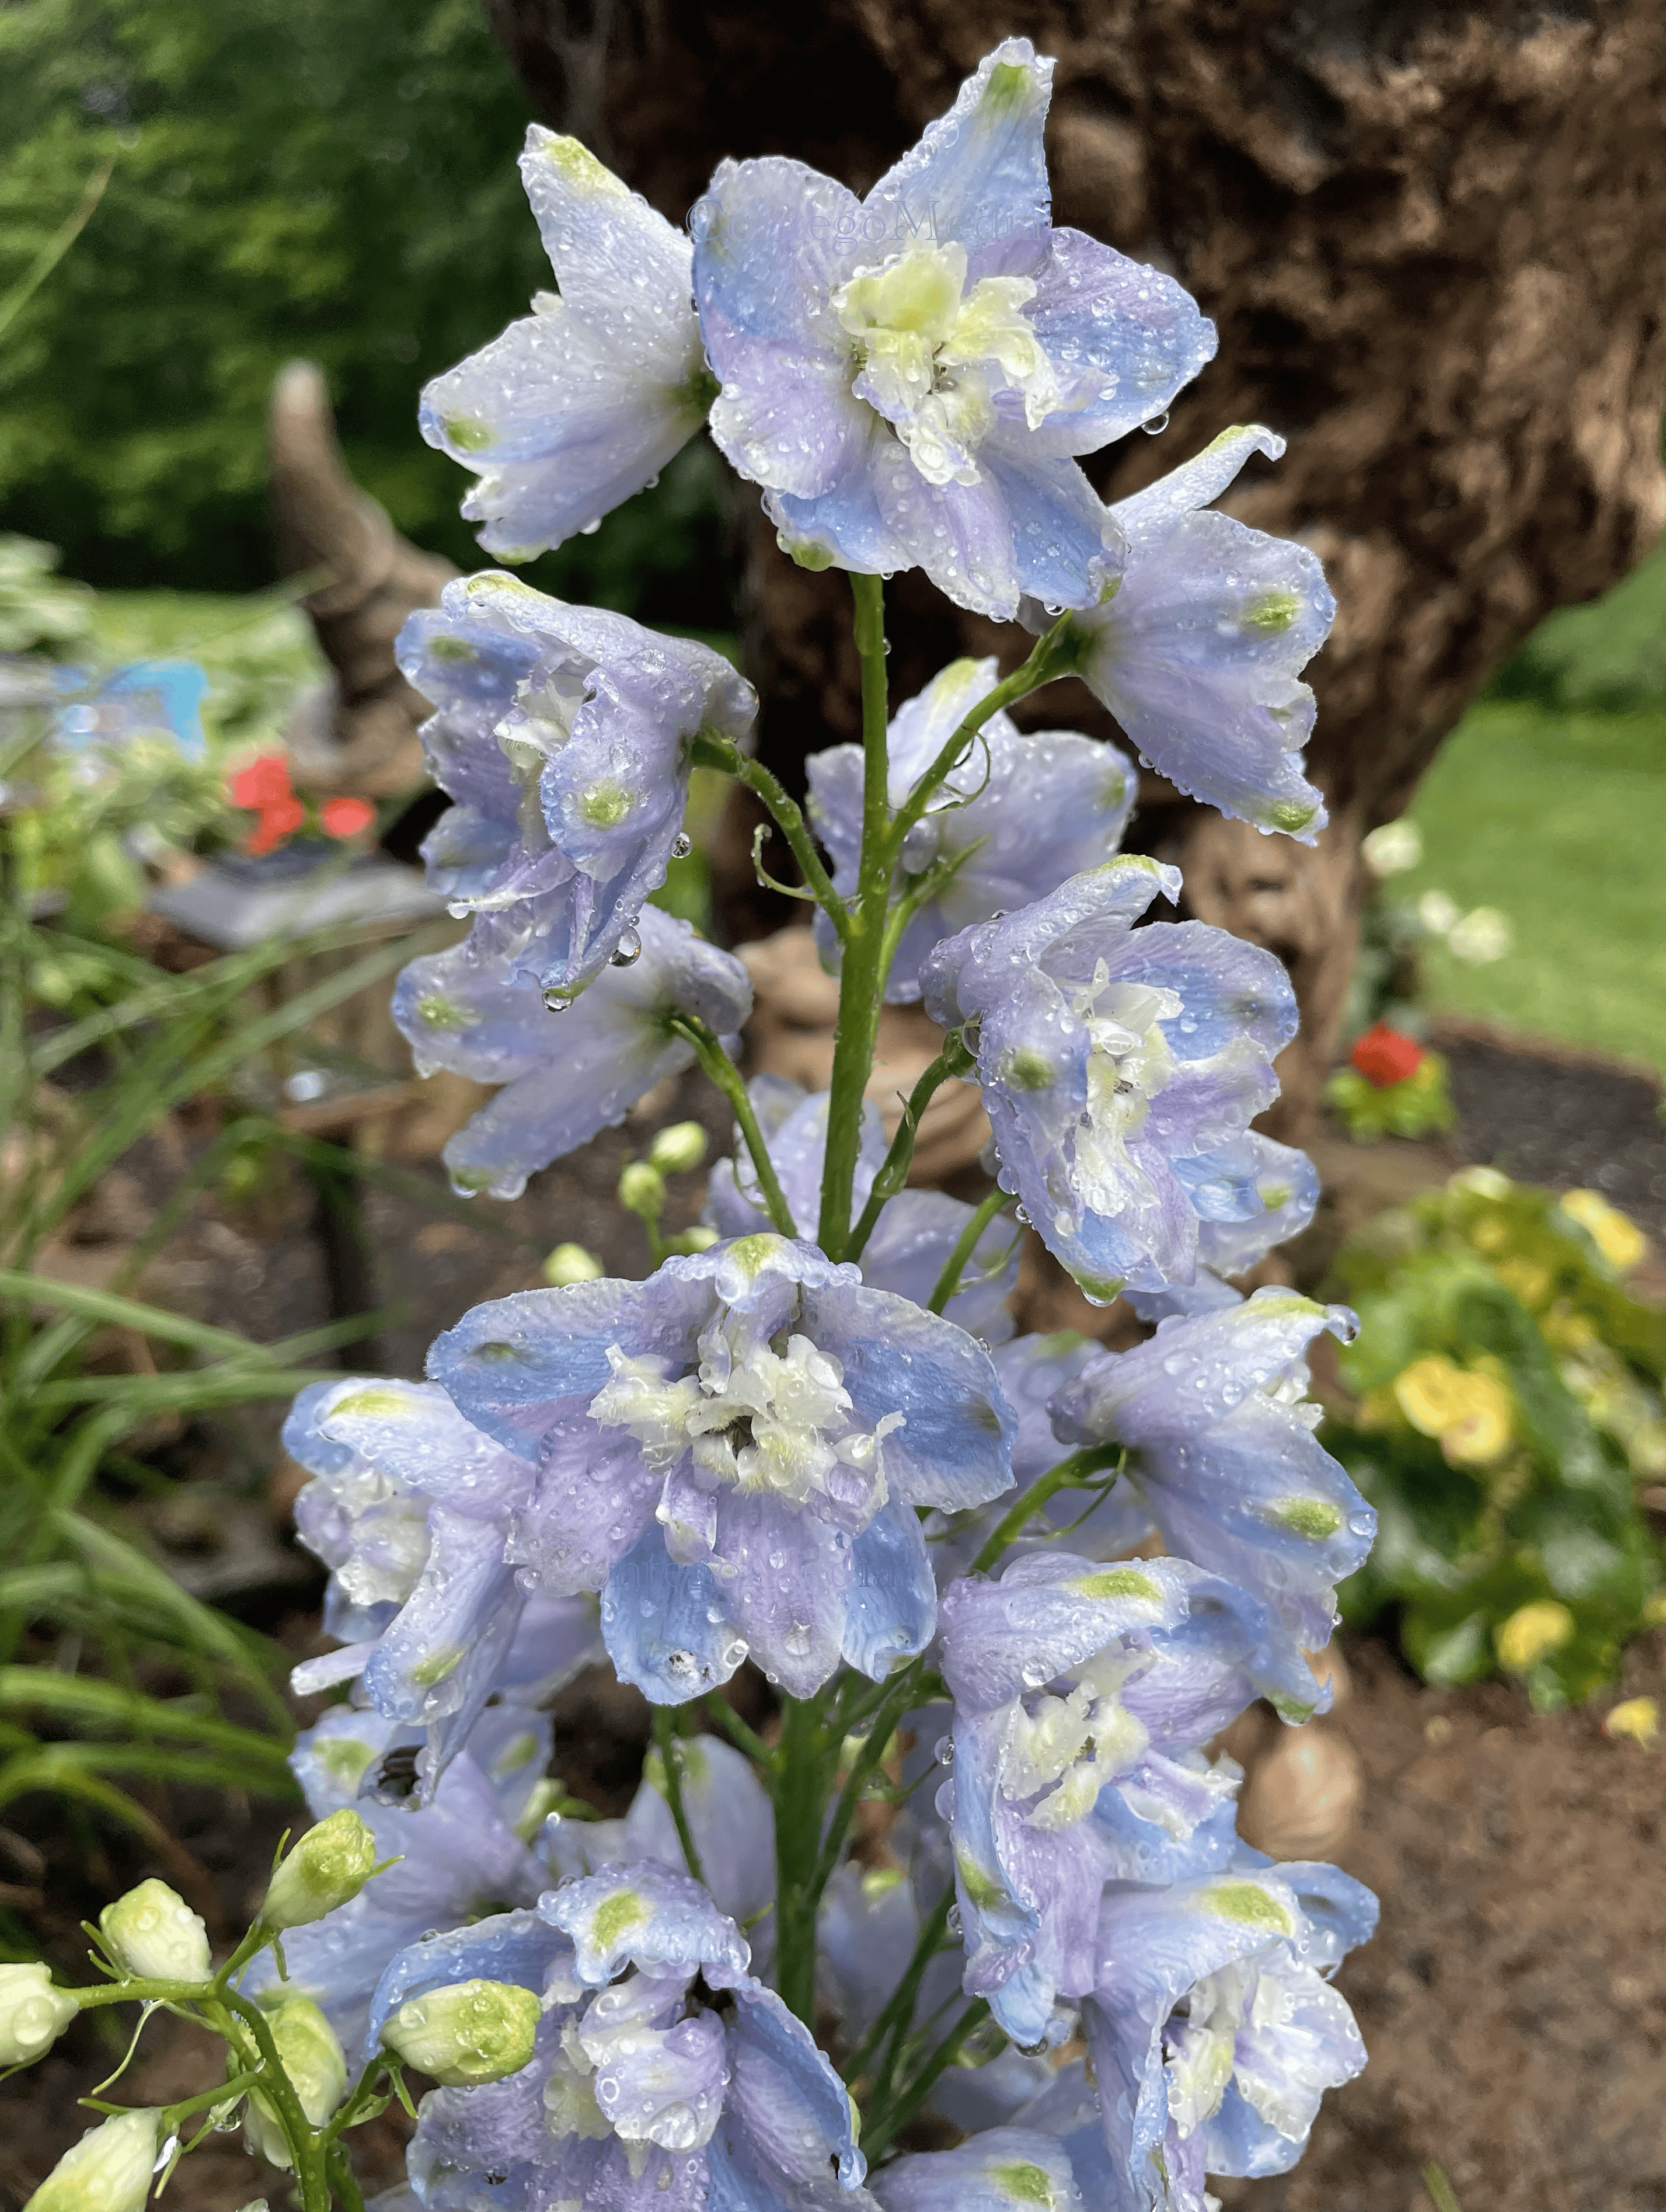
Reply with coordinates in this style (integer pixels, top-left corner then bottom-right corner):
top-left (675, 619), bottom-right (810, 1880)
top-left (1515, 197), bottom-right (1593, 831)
top-left (818, 574), bottom-right (893, 1259)
top-left (698, 1694), bottom-right (776, 1779)
top-left (329, 2143), bottom-right (368, 2212)
top-left (841, 1883), bottom-right (955, 2086)
top-left (862, 1999), bottom-right (992, 2159)
top-left (772, 1692), bottom-right (837, 2026)
top-left (668, 1015), bottom-right (797, 1237)
top-left (845, 1033), bottom-right (975, 1263)
top-left (208, 1989), bottom-right (332, 2212)
top-left (807, 1656), bottom-right (928, 1906)
top-left (653, 1708), bottom-right (706, 1888)
top-left (969, 1444), bottom-right (1127, 1575)
top-left (927, 1187), bottom-right (1014, 1314)
top-left (689, 733), bottom-right (846, 936)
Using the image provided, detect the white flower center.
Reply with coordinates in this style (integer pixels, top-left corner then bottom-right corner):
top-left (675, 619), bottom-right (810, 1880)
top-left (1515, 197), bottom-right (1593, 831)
top-left (1057, 966), bottom-right (1183, 1234)
top-left (832, 242), bottom-right (1061, 488)
top-left (588, 1311), bottom-right (901, 1525)
top-left (496, 664), bottom-right (588, 848)
top-left (1001, 1645), bottom-right (1152, 1832)
top-left (1165, 1952), bottom-right (1351, 2144)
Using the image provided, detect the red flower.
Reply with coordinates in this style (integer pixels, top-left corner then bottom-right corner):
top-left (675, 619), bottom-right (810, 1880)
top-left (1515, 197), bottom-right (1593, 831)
top-left (320, 795), bottom-right (377, 840)
top-left (229, 752), bottom-right (294, 811)
top-left (244, 796), bottom-right (305, 855)
top-left (1350, 1022), bottom-right (1424, 1089)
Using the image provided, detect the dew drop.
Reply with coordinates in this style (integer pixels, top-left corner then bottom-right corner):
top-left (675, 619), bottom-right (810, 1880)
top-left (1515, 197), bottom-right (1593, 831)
top-left (611, 928), bottom-right (643, 967)
top-left (1013, 1205), bottom-right (1030, 1225)
top-left (1142, 411), bottom-right (1170, 436)
top-left (543, 988), bottom-right (574, 1011)
top-left (671, 831), bottom-right (694, 859)
top-left (934, 1734), bottom-right (954, 1766)
top-left (946, 1903), bottom-right (963, 1936)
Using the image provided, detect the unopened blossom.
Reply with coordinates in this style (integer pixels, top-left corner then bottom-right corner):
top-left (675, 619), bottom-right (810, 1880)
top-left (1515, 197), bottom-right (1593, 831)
top-left (399, 572), bottom-right (754, 1000)
top-left (1080, 1856), bottom-right (1375, 2210)
top-left (387, 1863), bottom-right (865, 2212)
top-left (806, 657), bottom-right (1135, 999)
top-left (921, 858), bottom-right (1299, 1304)
top-left (0, 1964), bottom-right (77, 2068)
top-left (430, 1234), bottom-right (1013, 1702)
top-left (1024, 425), bottom-right (1336, 840)
top-left (938, 1552), bottom-right (1323, 2047)
top-left (692, 40), bottom-right (1214, 618)
top-left (421, 130), bottom-right (715, 560)
top-left (284, 1378), bottom-right (600, 1796)
top-left (395, 904), bottom-right (751, 1200)
top-left (1048, 1289), bottom-right (1375, 1660)
top-left (704, 1073), bottom-right (1019, 1343)
top-left (23, 2109), bottom-right (161, 2212)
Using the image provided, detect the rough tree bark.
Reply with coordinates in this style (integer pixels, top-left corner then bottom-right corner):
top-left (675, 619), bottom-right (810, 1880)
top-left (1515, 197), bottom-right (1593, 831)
top-left (481, 0), bottom-right (1666, 1138)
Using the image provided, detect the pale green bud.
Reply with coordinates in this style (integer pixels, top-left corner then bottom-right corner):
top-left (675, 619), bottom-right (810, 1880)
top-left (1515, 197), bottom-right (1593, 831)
top-left (24, 2108), bottom-right (160, 2212)
top-left (97, 1880), bottom-right (211, 1983)
top-left (261, 1809), bottom-right (380, 1931)
top-left (245, 1995), bottom-right (347, 2169)
top-left (542, 1241), bottom-right (604, 1287)
top-left (648, 1121), bottom-right (708, 1175)
top-left (381, 1977), bottom-right (540, 2086)
top-left (665, 1224), bottom-right (719, 1257)
top-left (617, 1161), bottom-right (666, 1218)
top-left (0, 1962), bottom-right (78, 2065)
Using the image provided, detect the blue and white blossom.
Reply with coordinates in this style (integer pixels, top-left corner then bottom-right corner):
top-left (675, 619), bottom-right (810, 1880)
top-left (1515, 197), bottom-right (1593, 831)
top-left (421, 130), bottom-right (714, 560)
top-left (691, 40), bottom-right (1214, 618)
top-left (1030, 426), bottom-right (1336, 840)
top-left (285, 1378), bottom-right (601, 1798)
top-left (430, 1234), bottom-right (1015, 1702)
top-left (388, 1862), bottom-right (866, 2212)
top-left (805, 657), bottom-right (1135, 999)
top-left (1122, 1133), bottom-right (1320, 1323)
top-left (921, 858), bottom-right (1299, 1304)
top-left (704, 1073), bottom-right (1020, 1344)
top-left (399, 572), bottom-right (754, 1000)
top-left (937, 1552), bottom-right (1323, 2047)
top-left (1048, 1289), bottom-right (1375, 1659)
top-left (395, 903), bottom-right (752, 1200)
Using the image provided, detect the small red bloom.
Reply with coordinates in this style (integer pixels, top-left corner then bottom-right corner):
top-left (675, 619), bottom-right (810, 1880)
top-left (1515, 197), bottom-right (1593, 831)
top-left (245, 796), bottom-right (306, 855)
top-left (1350, 1022), bottom-right (1424, 1089)
top-left (229, 752), bottom-right (294, 811)
top-left (320, 795), bottom-right (377, 840)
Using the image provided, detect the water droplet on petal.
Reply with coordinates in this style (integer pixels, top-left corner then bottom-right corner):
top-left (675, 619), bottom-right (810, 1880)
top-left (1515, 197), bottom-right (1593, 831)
top-left (1142, 411), bottom-right (1170, 436)
top-left (611, 928), bottom-right (643, 967)
top-left (671, 831), bottom-right (694, 859)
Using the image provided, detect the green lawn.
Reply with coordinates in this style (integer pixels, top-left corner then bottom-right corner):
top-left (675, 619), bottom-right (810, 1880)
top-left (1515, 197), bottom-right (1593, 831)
top-left (1400, 700), bottom-right (1666, 1072)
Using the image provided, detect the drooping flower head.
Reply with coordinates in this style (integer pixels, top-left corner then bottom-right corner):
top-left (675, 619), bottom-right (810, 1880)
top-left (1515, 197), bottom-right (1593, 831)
top-left (806, 657), bottom-right (1136, 1001)
top-left (937, 1552), bottom-right (1324, 2047)
top-left (1048, 1290), bottom-right (1376, 1661)
top-left (284, 1377), bottom-right (600, 1799)
top-left (921, 858), bottom-right (1299, 1304)
top-left (421, 130), bottom-right (715, 560)
top-left (387, 1862), bottom-right (865, 2212)
top-left (1027, 427), bottom-right (1336, 840)
top-left (1122, 1133), bottom-right (1321, 1323)
top-left (430, 1234), bottom-right (1015, 1702)
top-left (395, 903), bottom-right (751, 1200)
top-left (399, 572), bottom-right (754, 1000)
top-left (692, 41), bottom-right (1214, 618)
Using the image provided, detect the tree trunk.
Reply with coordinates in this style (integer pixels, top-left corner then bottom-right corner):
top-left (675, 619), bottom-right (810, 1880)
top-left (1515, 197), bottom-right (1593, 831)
top-left (482, 0), bottom-right (1666, 1138)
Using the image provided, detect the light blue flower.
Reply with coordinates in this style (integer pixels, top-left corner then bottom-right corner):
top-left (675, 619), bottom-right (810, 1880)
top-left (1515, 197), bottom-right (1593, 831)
top-left (937, 1552), bottom-right (1322, 2047)
top-left (399, 572), bottom-right (754, 1000)
top-left (1048, 1289), bottom-right (1375, 1660)
top-left (396, 1862), bottom-right (866, 2212)
top-left (805, 657), bottom-right (1136, 1001)
top-left (240, 1706), bottom-right (549, 2053)
top-left (921, 858), bottom-right (1299, 1304)
top-left (430, 1235), bottom-right (1015, 1702)
top-left (1123, 1133), bottom-right (1320, 1323)
top-left (420, 130), bottom-right (715, 560)
top-left (284, 1378), bottom-right (600, 1797)
top-left (691, 40), bottom-right (1214, 618)
top-left (1077, 1854), bottom-right (1376, 2211)
top-left (870, 2128), bottom-right (1087, 2212)
top-left (703, 1072), bottom-right (1019, 1343)
top-left (395, 904), bottom-right (751, 1200)
top-left (1029, 426), bottom-right (1336, 841)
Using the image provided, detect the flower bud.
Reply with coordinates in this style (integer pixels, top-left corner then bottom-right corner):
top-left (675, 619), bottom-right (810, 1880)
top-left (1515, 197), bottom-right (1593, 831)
top-left (542, 1240), bottom-right (604, 1287)
top-left (648, 1121), bottom-right (707, 1175)
top-left (380, 1978), bottom-right (539, 2086)
top-left (665, 1224), bottom-right (720, 1257)
top-left (23, 2108), bottom-right (160, 2212)
top-left (617, 1161), bottom-right (665, 1218)
top-left (97, 1880), bottom-right (211, 1983)
top-left (0, 1962), bottom-right (78, 2066)
top-left (245, 1995), bottom-right (347, 2169)
top-left (260, 1809), bottom-right (379, 1931)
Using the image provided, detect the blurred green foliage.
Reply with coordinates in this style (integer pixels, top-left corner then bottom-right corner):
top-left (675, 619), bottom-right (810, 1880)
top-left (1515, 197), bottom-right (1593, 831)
top-left (1326, 1169), bottom-right (1666, 1708)
top-left (1496, 545), bottom-right (1666, 715)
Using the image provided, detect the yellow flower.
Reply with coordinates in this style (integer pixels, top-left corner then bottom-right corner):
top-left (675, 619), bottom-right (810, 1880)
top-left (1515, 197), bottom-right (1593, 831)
top-left (1604, 1697), bottom-right (1658, 1748)
top-left (1559, 1189), bottom-right (1647, 1275)
top-left (1495, 1600), bottom-right (1575, 1673)
top-left (1392, 1356), bottom-right (1514, 1466)
top-left (1493, 1256), bottom-right (1549, 1309)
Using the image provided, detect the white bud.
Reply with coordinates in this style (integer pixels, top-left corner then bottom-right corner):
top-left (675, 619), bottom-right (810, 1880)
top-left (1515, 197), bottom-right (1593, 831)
top-left (381, 1978), bottom-right (540, 2086)
top-left (648, 1121), bottom-right (708, 1174)
top-left (617, 1161), bottom-right (666, 1218)
top-left (0, 1962), bottom-right (78, 2065)
top-left (24, 2108), bottom-right (160, 2212)
top-left (97, 1881), bottom-right (211, 1983)
top-left (245, 1996), bottom-right (347, 2170)
top-left (542, 1241), bottom-right (604, 1287)
top-left (261, 1809), bottom-right (380, 1931)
